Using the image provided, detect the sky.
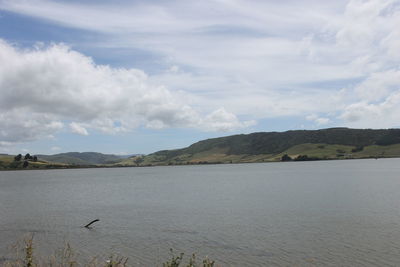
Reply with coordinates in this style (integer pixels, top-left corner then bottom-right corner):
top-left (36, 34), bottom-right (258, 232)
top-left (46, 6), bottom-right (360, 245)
top-left (0, 0), bottom-right (399, 155)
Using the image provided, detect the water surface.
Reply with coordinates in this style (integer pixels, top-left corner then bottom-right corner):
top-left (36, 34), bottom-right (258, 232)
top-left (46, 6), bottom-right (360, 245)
top-left (1, 159), bottom-right (400, 266)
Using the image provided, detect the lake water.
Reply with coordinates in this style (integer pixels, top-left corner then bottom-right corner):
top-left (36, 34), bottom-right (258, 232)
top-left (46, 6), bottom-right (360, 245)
top-left (1, 159), bottom-right (400, 266)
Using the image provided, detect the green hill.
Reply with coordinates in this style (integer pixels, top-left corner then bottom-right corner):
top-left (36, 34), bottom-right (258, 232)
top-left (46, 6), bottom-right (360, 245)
top-left (140, 128), bottom-right (400, 165)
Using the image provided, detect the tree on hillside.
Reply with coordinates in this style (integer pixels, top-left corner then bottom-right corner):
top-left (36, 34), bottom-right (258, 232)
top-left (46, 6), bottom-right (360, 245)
top-left (33, 156), bottom-right (38, 162)
top-left (23, 161), bottom-right (29, 168)
top-left (14, 154), bottom-right (22, 161)
top-left (281, 154), bottom-right (292, 161)
top-left (295, 155), bottom-right (309, 161)
top-left (24, 153), bottom-right (31, 160)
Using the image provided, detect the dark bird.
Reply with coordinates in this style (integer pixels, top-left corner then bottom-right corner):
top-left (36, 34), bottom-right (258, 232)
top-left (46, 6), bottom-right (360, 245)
top-left (84, 219), bottom-right (100, 228)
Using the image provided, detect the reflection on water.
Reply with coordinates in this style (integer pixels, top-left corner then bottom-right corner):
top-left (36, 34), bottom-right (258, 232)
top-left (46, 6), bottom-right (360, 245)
top-left (1, 159), bottom-right (400, 266)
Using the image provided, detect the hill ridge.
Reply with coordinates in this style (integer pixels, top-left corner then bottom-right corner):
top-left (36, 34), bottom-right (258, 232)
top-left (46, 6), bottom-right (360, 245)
top-left (140, 128), bottom-right (400, 165)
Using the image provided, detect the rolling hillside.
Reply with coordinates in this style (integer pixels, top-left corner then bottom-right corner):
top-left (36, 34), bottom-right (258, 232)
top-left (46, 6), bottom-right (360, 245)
top-left (140, 128), bottom-right (400, 165)
top-left (2, 128), bottom-right (400, 170)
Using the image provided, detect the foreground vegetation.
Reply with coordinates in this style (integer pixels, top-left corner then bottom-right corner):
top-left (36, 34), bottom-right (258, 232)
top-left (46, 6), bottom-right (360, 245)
top-left (2, 237), bottom-right (216, 267)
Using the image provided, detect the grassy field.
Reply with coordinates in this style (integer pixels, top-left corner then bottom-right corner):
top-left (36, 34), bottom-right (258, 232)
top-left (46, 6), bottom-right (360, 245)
top-left (352, 143), bottom-right (400, 158)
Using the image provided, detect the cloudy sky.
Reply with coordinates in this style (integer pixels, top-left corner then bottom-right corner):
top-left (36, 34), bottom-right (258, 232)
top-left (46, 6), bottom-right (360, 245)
top-left (0, 0), bottom-right (399, 155)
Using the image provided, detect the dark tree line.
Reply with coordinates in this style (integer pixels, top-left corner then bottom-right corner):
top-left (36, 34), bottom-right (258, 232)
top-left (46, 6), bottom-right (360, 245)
top-left (281, 154), bottom-right (292, 161)
top-left (14, 153), bottom-right (38, 166)
top-left (281, 154), bottom-right (321, 162)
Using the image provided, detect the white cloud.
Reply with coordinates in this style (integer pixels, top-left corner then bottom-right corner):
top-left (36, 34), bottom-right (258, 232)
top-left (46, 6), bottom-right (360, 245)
top-left (201, 108), bottom-right (256, 132)
top-left (0, 108), bottom-right (63, 143)
top-left (354, 70), bottom-right (400, 102)
top-left (306, 114), bottom-right (331, 125)
top-left (315, 118), bottom-right (331, 125)
top-left (340, 90), bottom-right (400, 128)
top-left (0, 0), bottom-right (359, 89)
top-left (69, 122), bottom-right (89, 136)
top-left (0, 0), bottom-right (400, 147)
top-left (0, 40), bottom-right (251, 145)
top-left (335, 0), bottom-right (400, 128)
top-left (340, 102), bottom-right (383, 125)
top-left (168, 65), bottom-right (180, 73)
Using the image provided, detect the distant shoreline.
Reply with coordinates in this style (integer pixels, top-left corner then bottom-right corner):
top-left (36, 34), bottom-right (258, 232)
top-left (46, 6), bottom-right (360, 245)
top-left (1, 155), bottom-right (398, 172)
top-left (2, 128), bottom-right (400, 170)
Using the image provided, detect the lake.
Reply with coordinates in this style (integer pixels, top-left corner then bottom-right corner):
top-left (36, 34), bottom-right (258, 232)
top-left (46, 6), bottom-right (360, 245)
top-left (1, 159), bottom-right (400, 266)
